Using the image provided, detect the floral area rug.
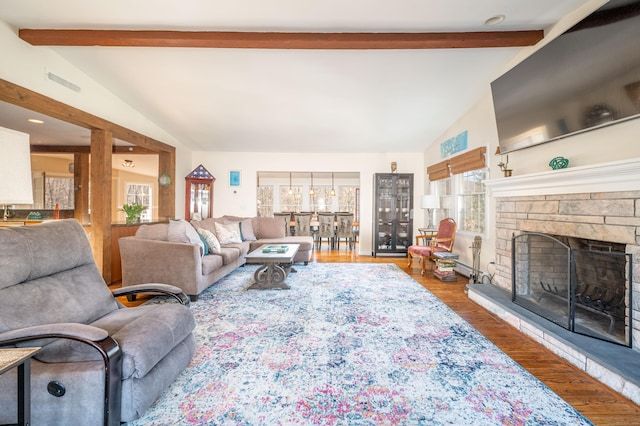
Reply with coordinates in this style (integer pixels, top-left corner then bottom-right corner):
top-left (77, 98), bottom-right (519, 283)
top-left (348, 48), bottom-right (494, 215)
top-left (128, 263), bottom-right (592, 425)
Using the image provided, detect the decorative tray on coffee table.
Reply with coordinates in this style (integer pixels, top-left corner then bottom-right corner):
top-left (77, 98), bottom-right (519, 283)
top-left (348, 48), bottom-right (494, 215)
top-left (262, 245), bottom-right (289, 253)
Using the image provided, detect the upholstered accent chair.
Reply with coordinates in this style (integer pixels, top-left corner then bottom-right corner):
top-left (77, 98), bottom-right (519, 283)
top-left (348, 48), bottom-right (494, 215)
top-left (316, 212), bottom-right (335, 249)
top-left (0, 219), bottom-right (196, 425)
top-left (335, 213), bottom-right (355, 250)
top-left (407, 218), bottom-right (457, 275)
top-left (293, 213), bottom-right (312, 237)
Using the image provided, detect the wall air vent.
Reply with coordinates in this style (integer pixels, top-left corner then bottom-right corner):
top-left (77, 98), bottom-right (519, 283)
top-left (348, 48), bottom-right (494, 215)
top-left (45, 69), bottom-right (81, 93)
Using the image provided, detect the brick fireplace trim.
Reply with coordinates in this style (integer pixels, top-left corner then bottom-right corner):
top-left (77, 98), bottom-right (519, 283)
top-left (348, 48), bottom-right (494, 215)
top-left (492, 190), bottom-right (640, 293)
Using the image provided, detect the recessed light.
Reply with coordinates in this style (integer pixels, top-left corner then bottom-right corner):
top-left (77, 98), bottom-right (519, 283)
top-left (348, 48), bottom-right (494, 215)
top-left (485, 15), bottom-right (506, 26)
top-left (28, 118), bottom-right (44, 124)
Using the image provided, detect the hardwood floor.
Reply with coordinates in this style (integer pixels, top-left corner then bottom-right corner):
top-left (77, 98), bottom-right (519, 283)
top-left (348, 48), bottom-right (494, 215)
top-left (113, 245), bottom-right (640, 425)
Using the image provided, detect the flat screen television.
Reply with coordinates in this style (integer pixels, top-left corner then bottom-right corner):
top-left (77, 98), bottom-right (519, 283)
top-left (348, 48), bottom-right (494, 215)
top-left (491, 0), bottom-right (640, 153)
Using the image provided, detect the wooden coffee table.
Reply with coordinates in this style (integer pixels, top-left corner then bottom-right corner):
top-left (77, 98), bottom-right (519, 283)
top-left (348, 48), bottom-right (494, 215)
top-left (245, 244), bottom-right (300, 290)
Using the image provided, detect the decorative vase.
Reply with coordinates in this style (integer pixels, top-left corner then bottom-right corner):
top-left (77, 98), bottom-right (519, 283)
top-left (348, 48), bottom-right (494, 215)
top-left (126, 214), bottom-right (141, 225)
top-left (549, 156), bottom-right (569, 170)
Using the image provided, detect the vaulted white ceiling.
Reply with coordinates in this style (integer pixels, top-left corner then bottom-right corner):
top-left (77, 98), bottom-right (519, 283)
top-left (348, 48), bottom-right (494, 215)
top-left (0, 0), bottom-right (594, 153)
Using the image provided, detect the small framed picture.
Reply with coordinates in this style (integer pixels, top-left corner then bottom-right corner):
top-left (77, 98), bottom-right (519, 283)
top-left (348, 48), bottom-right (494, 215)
top-left (229, 170), bottom-right (241, 187)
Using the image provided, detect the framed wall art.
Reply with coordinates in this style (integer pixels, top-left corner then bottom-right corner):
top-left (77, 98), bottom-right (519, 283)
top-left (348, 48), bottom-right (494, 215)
top-left (229, 170), bottom-right (241, 187)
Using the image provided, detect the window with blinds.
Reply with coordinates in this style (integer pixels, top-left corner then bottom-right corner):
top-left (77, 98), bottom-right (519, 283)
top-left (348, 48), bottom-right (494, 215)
top-left (428, 146), bottom-right (487, 234)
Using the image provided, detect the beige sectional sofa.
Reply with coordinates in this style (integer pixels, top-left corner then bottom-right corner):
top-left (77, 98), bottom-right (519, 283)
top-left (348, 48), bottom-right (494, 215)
top-left (118, 215), bottom-right (314, 301)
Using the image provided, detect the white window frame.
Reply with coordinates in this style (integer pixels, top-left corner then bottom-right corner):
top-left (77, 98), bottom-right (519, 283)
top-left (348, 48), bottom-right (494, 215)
top-left (44, 174), bottom-right (74, 209)
top-left (280, 185), bottom-right (303, 212)
top-left (125, 183), bottom-right (152, 221)
top-left (257, 185), bottom-right (274, 217)
top-left (431, 167), bottom-right (487, 236)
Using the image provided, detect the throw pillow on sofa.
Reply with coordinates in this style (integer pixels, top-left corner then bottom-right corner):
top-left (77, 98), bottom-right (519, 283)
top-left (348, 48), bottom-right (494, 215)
top-left (223, 219), bottom-right (257, 242)
top-left (190, 217), bottom-right (224, 238)
top-left (240, 218), bottom-right (257, 241)
top-left (199, 235), bottom-right (209, 254)
top-left (168, 219), bottom-right (205, 255)
top-left (196, 227), bottom-right (221, 254)
top-left (255, 217), bottom-right (286, 239)
top-left (215, 222), bottom-right (243, 245)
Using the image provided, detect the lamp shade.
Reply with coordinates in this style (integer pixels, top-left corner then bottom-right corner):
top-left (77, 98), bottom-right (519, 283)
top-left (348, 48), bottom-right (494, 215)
top-left (420, 194), bottom-right (439, 209)
top-left (0, 127), bottom-right (34, 205)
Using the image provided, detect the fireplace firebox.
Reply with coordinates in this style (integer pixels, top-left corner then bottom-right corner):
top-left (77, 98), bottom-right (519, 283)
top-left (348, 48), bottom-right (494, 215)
top-left (512, 232), bottom-right (633, 347)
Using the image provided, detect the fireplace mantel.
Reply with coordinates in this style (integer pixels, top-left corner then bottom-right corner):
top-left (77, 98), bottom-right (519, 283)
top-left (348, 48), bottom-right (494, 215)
top-left (484, 158), bottom-right (640, 197)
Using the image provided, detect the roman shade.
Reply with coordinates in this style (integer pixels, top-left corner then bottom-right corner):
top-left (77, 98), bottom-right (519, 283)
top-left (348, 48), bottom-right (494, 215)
top-left (448, 147), bottom-right (486, 175)
top-left (427, 146), bottom-right (487, 181)
top-left (426, 160), bottom-right (450, 181)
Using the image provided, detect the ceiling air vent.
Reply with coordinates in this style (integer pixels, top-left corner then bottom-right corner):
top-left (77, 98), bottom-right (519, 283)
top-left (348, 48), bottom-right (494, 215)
top-left (45, 69), bottom-right (81, 93)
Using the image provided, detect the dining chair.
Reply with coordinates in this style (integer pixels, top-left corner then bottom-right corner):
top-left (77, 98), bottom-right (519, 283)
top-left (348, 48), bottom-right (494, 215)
top-left (407, 218), bottom-right (457, 275)
top-left (335, 213), bottom-right (355, 250)
top-left (316, 212), bottom-right (335, 249)
top-left (293, 213), bottom-right (312, 237)
top-left (273, 212), bottom-right (293, 236)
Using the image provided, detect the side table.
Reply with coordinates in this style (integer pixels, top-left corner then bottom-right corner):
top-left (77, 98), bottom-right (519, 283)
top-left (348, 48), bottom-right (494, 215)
top-left (0, 347), bottom-right (41, 426)
top-left (418, 228), bottom-right (438, 238)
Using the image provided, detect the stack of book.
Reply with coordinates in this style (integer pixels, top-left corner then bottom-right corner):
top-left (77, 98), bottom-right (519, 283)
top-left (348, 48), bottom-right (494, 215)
top-left (434, 259), bottom-right (457, 281)
top-left (433, 252), bottom-right (458, 282)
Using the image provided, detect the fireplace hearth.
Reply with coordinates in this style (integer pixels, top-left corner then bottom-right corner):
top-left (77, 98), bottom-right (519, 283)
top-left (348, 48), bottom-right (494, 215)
top-left (480, 161), bottom-right (640, 403)
top-left (512, 232), bottom-right (632, 347)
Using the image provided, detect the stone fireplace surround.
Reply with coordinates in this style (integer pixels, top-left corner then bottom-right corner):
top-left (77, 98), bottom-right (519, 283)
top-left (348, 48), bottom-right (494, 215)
top-left (470, 158), bottom-right (640, 405)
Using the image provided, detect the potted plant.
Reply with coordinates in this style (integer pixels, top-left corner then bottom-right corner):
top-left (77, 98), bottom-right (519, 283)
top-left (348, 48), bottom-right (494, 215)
top-left (119, 203), bottom-right (145, 224)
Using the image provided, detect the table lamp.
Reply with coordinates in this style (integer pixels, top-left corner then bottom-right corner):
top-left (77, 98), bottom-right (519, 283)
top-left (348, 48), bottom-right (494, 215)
top-left (421, 194), bottom-right (439, 229)
top-left (0, 128), bottom-right (34, 220)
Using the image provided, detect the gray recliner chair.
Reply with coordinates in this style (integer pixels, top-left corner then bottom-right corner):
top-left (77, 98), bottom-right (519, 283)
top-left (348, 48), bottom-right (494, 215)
top-left (0, 219), bottom-right (196, 425)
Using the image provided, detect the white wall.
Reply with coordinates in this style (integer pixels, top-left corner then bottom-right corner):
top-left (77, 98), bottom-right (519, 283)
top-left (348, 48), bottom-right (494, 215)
top-left (423, 93), bottom-right (501, 276)
top-left (0, 21), bottom-right (193, 216)
top-left (190, 151), bottom-right (425, 255)
top-left (502, 118), bottom-right (640, 175)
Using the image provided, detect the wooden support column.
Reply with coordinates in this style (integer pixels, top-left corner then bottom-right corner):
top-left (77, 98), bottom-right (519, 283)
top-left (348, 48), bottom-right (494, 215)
top-left (90, 129), bottom-right (113, 282)
top-left (1, 78), bottom-right (177, 281)
top-left (73, 152), bottom-right (90, 224)
top-left (158, 150), bottom-right (175, 220)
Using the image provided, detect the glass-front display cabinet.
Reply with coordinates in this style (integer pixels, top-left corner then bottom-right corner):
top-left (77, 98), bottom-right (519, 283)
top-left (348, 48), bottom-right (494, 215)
top-left (185, 164), bottom-right (215, 221)
top-left (372, 173), bottom-right (413, 256)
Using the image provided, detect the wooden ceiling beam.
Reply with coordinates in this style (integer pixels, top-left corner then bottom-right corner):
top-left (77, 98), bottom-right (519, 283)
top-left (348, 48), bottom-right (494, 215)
top-left (30, 145), bottom-right (90, 153)
top-left (0, 78), bottom-right (174, 154)
top-left (19, 29), bottom-right (544, 49)
top-left (30, 145), bottom-right (157, 154)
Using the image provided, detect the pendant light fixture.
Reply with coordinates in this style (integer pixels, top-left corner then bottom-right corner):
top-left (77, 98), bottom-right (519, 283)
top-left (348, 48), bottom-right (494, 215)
top-left (330, 173), bottom-right (336, 196)
top-left (288, 172), bottom-right (293, 195)
top-left (309, 172), bottom-right (315, 196)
